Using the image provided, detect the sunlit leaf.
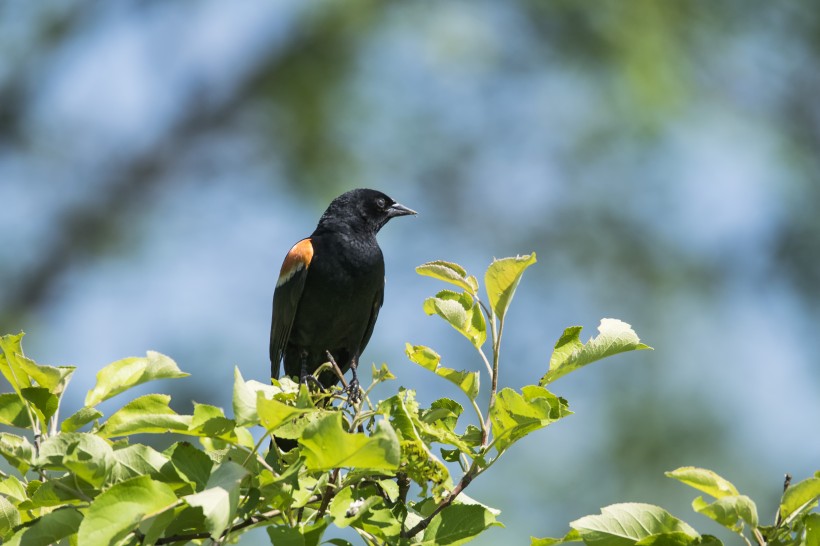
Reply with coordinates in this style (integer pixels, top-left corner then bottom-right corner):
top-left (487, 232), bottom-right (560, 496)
top-left (665, 467), bottom-right (740, 499)
top-left (61, 406), bottom-right (103, 433)
top-left (37, 432), bottom-right (114, 488)
top-left (419, 503), bottom-right (501, 545)
top-left (0, 494), bottom-right (20, 538)
top-left (406, 344), bottom-right (479, 400)
top-left (85, 351), bottom-right (188, 407)
top-left (0, 333), bottom-right (75, 396)
top-left (691, 495), bottom-right (758, 531)
top-left (300, 413), bottom-right (400, 471)
top-left (490, 385), bottom-right (570, 453)
top-left (417, 261), bottom-right (479, 295)
top-left (0, 433), bottom-right (33, 475)
top-left (423, 290), bottom-right (486, 349)
top-left (779, 476), bottom-right (820, 525)
top-left (233, 367), bottom-right (279, 427)
top-left (484, 253), bottom-right (536, 321)
top-left (541, 318), bottom-right (652, 385)
top-left (571, 503), bottom-right (700, 545)
top-left (97, 394), bottom-right (191, 438)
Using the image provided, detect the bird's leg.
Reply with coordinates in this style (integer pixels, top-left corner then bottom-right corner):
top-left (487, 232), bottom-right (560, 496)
top-left (298, 350), bottom-right (323, 390)
top-left (346, 355), bottom-right (362, 404)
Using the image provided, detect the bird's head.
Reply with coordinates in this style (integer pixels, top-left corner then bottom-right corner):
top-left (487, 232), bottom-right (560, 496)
top-left (318, 188), bottom-right (417, 234)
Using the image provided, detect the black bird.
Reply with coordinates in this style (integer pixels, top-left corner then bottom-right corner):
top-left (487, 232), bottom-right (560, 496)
top-left (269, 188), bottom-right (416, 400)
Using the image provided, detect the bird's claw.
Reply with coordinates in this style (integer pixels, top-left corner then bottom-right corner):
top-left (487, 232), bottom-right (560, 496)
top-left (300, 373), bottom-right (324, 391)
top-left (346, 377), bottom-right (362, 404)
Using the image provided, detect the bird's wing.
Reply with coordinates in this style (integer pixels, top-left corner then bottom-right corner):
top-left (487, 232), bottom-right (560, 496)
top-left (358, 282), bottom-right (385, 358)
top-left (270, 238), bottom-right (313, 379)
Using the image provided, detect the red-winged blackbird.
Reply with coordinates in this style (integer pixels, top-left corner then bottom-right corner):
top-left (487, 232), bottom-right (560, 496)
top-left (270, 188), bottom-right (416, 400)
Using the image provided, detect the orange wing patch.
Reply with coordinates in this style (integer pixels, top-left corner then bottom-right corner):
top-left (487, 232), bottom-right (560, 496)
top-left (277, 238), bottom-right (314, 287)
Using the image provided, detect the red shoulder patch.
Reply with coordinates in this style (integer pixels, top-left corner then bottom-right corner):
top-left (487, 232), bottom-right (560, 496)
top-left (277, 238), bottom-right (314, 287)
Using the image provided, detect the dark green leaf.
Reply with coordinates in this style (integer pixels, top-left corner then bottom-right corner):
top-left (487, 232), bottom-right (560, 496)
top-left (109, 444), bottom-right (169, 485)
top-left (184, 461), bottom-right (248, 538)
top-left (37, 432), bottom-right (114, 487)
top-left (20, 387), bottom-right (58, 424)
top-left (167, 442), bottom-right (213, 492)
top-left (0, 393), bottom-right (32, 428)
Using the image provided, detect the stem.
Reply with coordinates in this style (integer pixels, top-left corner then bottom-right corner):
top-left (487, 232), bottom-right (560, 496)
top-left (482, 314), bottom-right (503, 444)
top-left (402, 462), bottom-right (480, 539)
top-left (315, 468), bottom-right (340, 520)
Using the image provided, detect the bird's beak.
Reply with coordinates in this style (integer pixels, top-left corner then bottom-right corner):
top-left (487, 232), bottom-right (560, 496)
top-left (387, 202), bottom-right (417, 218)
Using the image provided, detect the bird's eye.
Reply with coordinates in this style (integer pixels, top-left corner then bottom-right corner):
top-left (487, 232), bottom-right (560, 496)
top-left (375, 197), bottom-right (386, 209)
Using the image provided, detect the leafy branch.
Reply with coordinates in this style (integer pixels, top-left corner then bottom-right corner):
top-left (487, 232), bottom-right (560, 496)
top-left (0, 253), bottom-right (654, 545)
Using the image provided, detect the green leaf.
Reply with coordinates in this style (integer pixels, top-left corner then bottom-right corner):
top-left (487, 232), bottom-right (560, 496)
top-left (419, 503), bottom-right (501, 545)
top-left (530, 529), bottom-right (583, 545)
top-left (37, 432), bottom-right (114, 488)
top-left (0, 393), bottom-right (32, 428)
top-left (3, 507), bottom-right (82, 546)
top-left (167, 442), bottom-right (213, 492)
top-left (0, 476), bottom-right (26, 504)
top-left (98, 394), bottom-right (192, 437)
top-left (267, 520), bottom-right (328, 546)
top-left (257, 393), bottom-right (315, 434)
top-left (417, 261), bottom-right (479, 295)
top-left (85, 351), bottom-right (188, 407)
top-left (665, 467), bottom-right (740, 499)
top-left (61, 406), bottom-right (103, 432)
top-left (570, 503), bottom-right (700, 545)
top-left (109, 444), bottom-right (169, 485)
top-left (77, 476), bottom-right (178, 545)
top-left (372, 362), bottom-right (396, 383)
top-left (635, 532), bottom-right (706, 545)
top-left (0, 433), bottom-right (33, 475)
top-left (540, 318), bottom-right (652, 385)
top-left (0, 333), bottom-right (75, 396)
top-left (423, 290), bottom-right (487, 348)
top-left (484, 253), bottom-right (536, 320)
top-left (692, 495), bottom-right (758, 531)
top-left (188, 402), bottom-right (251, 447)
top-left (20, 387), bottom-right (58, 424)
top-left (805, 513), bottom-right (820, 546)
top-left (379, 393), bottom-right (453, 501)
top-left (780, 476), bottom-right (820, 524)
top-left (406, 344), bottom-right (479, 400)
top-left (0, 494), bottom-right (20, 538)
top-left (184, 461), bottom-right (248, 538)
top-left (490, 385), bottom-right (570, 453)
top-left (233, 367), bottom-right (279, 427)
top-left (300, 413), bottom-right (400, 471)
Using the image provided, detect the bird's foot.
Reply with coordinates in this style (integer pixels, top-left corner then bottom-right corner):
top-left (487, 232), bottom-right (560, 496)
top-left (346, 376), bottom-right (362, 405)
top-left (299, 371), bottom-right (324, 391)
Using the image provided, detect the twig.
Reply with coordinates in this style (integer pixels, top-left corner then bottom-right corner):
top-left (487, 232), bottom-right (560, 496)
top-left (402, 464), bottom-right (478, 539)
top-left (325, 350), bottom-right (348, 388)
top-left (316, 468), bottom-right (340, 519)
top-left (153, 495), bottom-right (321, 545)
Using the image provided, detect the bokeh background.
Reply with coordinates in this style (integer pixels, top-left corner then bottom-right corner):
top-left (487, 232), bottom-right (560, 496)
top-left (2, 1), bottom-right (819, 544)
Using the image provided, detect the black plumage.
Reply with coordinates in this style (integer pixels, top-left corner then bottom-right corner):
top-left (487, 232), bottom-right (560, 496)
top-left (269, 188), bottom-right (416, 398)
